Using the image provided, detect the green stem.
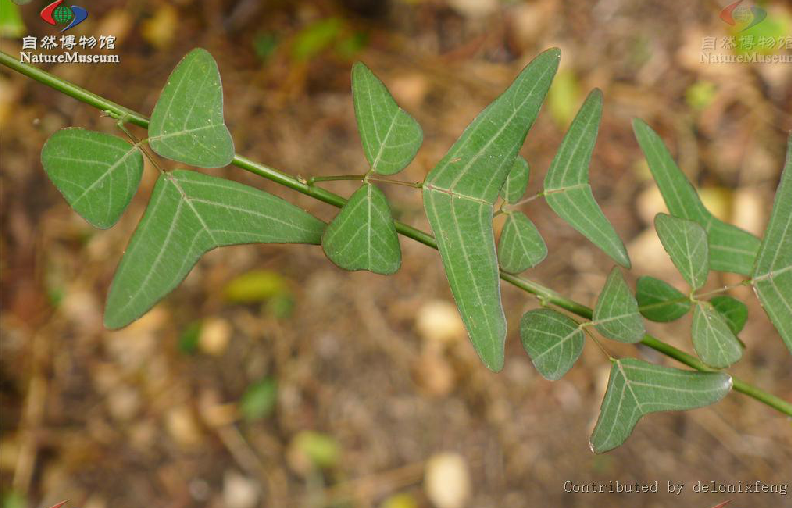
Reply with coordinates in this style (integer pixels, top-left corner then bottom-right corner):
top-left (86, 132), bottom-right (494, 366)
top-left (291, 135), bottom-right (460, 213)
top-left (504, 191), bottom-right (545, 210)
top-left (307, 174), bottom-right (422, 189)
top-left (3, 51), bottom-right (790, 418)
top-left (308, 174), bottom-right (365, 184)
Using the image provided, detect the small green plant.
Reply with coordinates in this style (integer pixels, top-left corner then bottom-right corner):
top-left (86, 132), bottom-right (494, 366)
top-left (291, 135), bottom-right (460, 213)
top-left (2, 47), bottom-right (790, 453)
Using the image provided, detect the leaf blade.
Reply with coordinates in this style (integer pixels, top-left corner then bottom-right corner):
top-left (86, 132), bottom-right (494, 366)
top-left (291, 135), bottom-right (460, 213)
top-left (497, 212), bottom-right (547, 274)
top-left (636, 276), bottom-right (692, 322)
top-left (352, 62), bottom-right (423, 175)
top-left (322, 183), bottom-right (401, 275)
top-left (544, 90), bottom-right (630, 268)
top-left (422, 48), bottom-right (560, 371)
top-left (654, 213), bottom-right (709, 290)
top-left (593, 267), bottom-right (645, 343)
top-left (520, 309), bottom-right (583, 381)
top-left (149, 48), bottom-right (235, 168)
top-left (692, 302), bottom-right (743, 368)
top-left (590, 358), bottom-right (731, 453)
top-left (104, 170), bottom-right (325, 329)
top-left (41, 128), bottom-right (143, 229)
top-left (633, 119), bottom-right (760, 275)
top-left (710, 295), bottom-right (748, 334)
top-left (500, 156), bottom-right (531, 204)
top-left (752, 135), bottom-right (792, 353)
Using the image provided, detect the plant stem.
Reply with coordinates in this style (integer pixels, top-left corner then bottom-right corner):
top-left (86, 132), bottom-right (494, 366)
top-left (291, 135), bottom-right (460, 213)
top-left (3, 51), bottom-right (790, 418)
top-left (307, 174), bottom-right (422, 188)
top-left (504, 191), bottom-right (545, 210)
top-left (308, 174), bottom-right (365, 184)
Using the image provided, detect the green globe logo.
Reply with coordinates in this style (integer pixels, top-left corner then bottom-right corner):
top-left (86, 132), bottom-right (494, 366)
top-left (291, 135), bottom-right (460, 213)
top-left (52, 5), bottom-right (74, 25)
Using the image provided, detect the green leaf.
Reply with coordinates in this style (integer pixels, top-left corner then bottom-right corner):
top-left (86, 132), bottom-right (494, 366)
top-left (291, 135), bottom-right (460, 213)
top-left (149, 48), bottom-right (235, 168)
top-left (104, 170), bottom-right (325, 329)
top-left (692, 302), bottom-right (743, 368)
top-left (500, 156), bottom-right (531, 204)
top-left (710, 295), bottom-right (748, 334)
top-left (593, 267), bottom-right (645, 344)
top-left (41, 128), bottom-right (144, 229)
top-left (654, 213), bottom-right (709, 290)
top-left (544, 90), bottom-right (631, 268)
top-left (322, 183), bottom-right (401, 275)
top-left (241, 378), bottom-right (278, 420)
top-left (352, 62), bottom-right (423, 175)
top-left (636, 276), bottom-right (691, 322)
top-left (422, 48), bottom-right (559, 371)
top-left (590, 358), bottom-right (731, 453)
top-left (520, 309), bottom-right (584, 381)
top-left (497, 212), bottom-right (546, 274)
top-left (633, 120), bottom-right (760, 275)
top-left (752, 135), bottom-right (792, 353)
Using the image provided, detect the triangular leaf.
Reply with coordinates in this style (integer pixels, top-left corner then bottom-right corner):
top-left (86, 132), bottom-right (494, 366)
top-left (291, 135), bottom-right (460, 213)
top-left (497, 212), bottom-right (546, 274)
top-left (41, 128), bottom-right (143, 229)
top-left (590, 358), bottom-right (731, 453)
top-left (593, 267), bottom-right (645, 343)
top-left (149, 48), bottom-right (235, 168)
top-left (544, 90), bottom-right (630, 268)
top-left (500, 156), bottom-right (531, 204)
top-left (104, 170), bottom-right (325, 329)
top-left (691, 302), bottom-right (743, 368)
top-left (352, 62), bottom-right (423, 175)
top-left (322, 183), bottom-right (401, 275)
top-left (752, 135), bottom-right (792, 353)
top-left (633, 119), bottom-right (760, 275)
top-left (654, 213), bottom-right (709, 290)
top-left (520, 309), bottom-right (583, 381)
top-left (422, 48), bottom-right (560, 371)
top-left (710, 295), bottom-right (748, 334)
top-left (636, 276), bottom-right (691, 322)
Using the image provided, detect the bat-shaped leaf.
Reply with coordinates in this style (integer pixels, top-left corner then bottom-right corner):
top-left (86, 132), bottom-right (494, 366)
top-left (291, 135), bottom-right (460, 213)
top-left (544, 90), bottom-right (630, 268)
top-left (322, 183), bottom-right (401, 275)
top-left (633, 120), bottom-right (760, 275)
top-left (636, 276), bottom-right (691, 322)
top-left (654, 213), bottom-right (709, 290)
top-left (590, 358), bottom-right (731, 453)
top-left (497, 212), bottom-right (546, 274)
top-left (41, 128), bottom-right (143, 229)
top-left (149, 48), bottom-right (235, 168)
top-left (691, 302), bottom-right (743, 368)
top-left (520, 309), bottom-right (583, 380)
top-left (104, 170), bottom-right (325, 328)
top-left (752, 135), bottom-right (792, 353)
top-left (422, 48), bottom-right (559, 371)
top-left (352, 62), bottom-right (423, 175)
top-left (593, 267), bottom-right (645, 343)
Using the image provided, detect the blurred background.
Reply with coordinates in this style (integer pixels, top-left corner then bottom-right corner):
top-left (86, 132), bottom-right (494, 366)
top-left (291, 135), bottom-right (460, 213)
top-left (1, 0), bottom-right (791, 507)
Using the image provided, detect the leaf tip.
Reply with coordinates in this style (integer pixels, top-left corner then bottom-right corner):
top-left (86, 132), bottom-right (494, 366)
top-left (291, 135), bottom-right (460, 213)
top-left (102, 310), bottom-right (125, 331)
top-left (351, 60), bottom-right (368, 76)
top-left (544, 47), bottom-right (562, 60)
top-left (617, 252), bottom-right (632, 269)
top-left (481, 352), bottom-right (505, 373)
top-left (631, 117), bottom-right (649, 132)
